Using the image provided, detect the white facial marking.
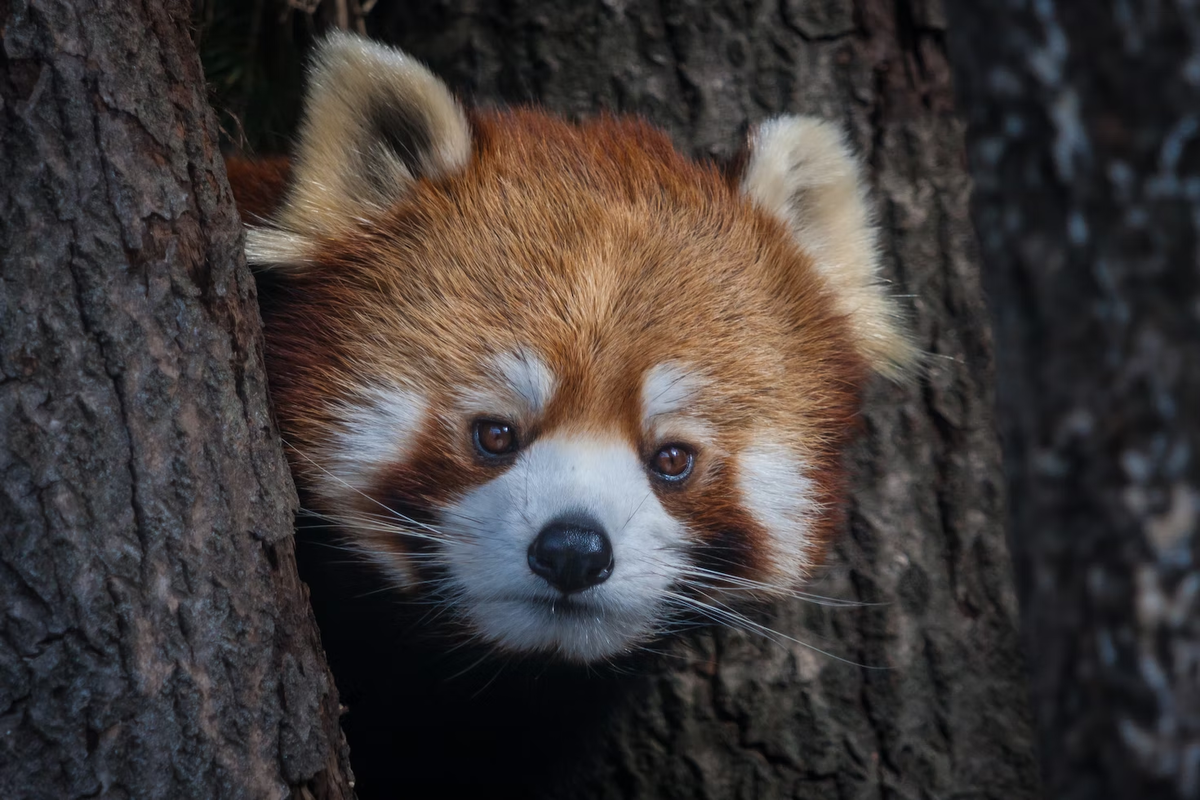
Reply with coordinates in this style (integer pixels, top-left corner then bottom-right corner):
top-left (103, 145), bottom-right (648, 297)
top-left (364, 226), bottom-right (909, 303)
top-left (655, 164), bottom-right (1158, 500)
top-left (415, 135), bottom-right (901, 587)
top-left (311, 385), bottom-right (427, 587)
top-left (640, 362), bottom-right (718, 448)
top-left (641, 363), bottom-right (705, 424)
top-left (318, 385), bottom-right (426, 495)
top-left (440, 435), bottom-right (690, 662)
top-left (457, 347), bottom-right (556, 420)
top-left (737, 438), bottom-right (818, 580)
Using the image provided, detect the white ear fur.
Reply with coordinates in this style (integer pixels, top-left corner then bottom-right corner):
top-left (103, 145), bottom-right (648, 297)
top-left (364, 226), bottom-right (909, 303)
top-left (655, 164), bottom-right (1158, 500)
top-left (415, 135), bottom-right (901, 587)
top-left (246, 32), bottom-right (471, 267)
top-left (741, 116), bottom-right (918, 379)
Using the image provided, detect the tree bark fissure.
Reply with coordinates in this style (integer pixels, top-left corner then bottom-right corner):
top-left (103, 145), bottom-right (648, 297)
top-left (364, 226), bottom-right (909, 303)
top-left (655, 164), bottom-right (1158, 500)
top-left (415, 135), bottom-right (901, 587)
top-left (1, 1), bottom-right (352, 798)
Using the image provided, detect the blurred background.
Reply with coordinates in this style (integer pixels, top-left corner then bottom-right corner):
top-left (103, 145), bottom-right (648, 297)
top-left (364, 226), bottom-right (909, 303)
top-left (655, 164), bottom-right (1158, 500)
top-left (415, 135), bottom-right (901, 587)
top-left (192, 1), bottom-right (1199, 797)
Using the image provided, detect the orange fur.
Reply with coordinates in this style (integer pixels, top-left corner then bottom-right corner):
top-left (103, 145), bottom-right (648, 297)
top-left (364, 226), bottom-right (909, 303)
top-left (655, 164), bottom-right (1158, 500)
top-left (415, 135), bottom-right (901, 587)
top-left (224, 33), bottom-right (916, 662)
top-left (237, 109), bottom-right (865, 588)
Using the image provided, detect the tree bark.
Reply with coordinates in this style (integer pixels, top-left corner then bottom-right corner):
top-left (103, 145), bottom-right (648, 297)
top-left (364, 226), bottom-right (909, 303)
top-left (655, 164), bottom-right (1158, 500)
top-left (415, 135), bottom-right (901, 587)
top-left (340, 1), bottom-right (1042, 797)
top-left (0, 2), bottom-right (352, 798)
top-left (944, 2), bottom-right (1200, 798)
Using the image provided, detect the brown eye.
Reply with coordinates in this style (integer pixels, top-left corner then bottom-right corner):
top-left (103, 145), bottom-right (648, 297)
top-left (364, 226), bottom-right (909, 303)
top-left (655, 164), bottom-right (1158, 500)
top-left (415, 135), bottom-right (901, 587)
top-left (651, 444), bottom-right (694, 481)
top-left (473, 419), bottom-right (518, 457)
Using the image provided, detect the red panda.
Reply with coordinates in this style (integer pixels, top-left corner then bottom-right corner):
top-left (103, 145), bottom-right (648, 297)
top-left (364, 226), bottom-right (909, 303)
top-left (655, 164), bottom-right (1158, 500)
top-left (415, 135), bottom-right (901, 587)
top-left (228, 33), bottom-right (916, 667)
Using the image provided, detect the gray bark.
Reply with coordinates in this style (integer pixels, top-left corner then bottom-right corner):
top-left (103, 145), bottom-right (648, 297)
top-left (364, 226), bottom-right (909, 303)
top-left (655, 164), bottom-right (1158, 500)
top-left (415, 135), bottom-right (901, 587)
top-left (345, 1), bottom-right (1041, 797)
top-left (944, 1), bottom-right (1200, 798)
top-left (0, 2), bottom-right (353, 798)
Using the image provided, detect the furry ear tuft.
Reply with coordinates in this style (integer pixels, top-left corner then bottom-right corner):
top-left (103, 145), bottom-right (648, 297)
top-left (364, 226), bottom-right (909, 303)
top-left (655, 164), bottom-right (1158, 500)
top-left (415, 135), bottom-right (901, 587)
top-left (247, 32), bottom-right (471, 267)
top-left (740, 116), bottom-right (919, 379)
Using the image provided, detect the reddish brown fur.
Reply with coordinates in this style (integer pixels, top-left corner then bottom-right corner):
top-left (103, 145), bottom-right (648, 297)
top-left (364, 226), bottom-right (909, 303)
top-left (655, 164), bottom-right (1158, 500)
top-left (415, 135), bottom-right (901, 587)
top-left (232, 108), bottom-right (866, 588)
top-left (226, 156), bottom-right (291, 223)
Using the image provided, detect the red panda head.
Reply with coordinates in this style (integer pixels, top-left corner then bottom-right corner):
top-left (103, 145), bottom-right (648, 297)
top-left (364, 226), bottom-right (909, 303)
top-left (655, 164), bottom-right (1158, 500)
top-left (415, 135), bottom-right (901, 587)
top-left (241, 33), bottom-right (917, 663)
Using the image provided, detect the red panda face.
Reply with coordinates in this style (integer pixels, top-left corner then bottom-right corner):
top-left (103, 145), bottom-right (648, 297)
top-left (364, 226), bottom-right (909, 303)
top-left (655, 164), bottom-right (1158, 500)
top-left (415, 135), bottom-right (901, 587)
top-left (238, 34), bottom-right (916, 663)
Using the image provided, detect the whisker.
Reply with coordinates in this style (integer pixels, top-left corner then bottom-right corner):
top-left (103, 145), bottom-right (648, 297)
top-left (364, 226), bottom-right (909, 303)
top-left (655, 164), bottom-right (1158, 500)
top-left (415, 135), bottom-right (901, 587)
top-left (673, 568), bottom-right (878, 608)
top-left (282, 439), bottom-right (455, 538)
top-left (298, 504), bottom-right (453, 546)
top-left (469, 657), bottom-right (512, 699)
top-left (662, 591), bottom-right (887, 670)
top-left (619, 491), bottom-right (652, 534)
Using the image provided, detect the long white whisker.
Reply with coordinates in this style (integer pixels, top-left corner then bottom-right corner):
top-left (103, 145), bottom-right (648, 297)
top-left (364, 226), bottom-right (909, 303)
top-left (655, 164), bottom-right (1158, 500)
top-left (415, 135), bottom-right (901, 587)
top-left (282, 438), bottom-right (455, 538)
top-left (673, 568), bottom-right (877, 607)
top-left (663, 591), bottom-right (887, 670)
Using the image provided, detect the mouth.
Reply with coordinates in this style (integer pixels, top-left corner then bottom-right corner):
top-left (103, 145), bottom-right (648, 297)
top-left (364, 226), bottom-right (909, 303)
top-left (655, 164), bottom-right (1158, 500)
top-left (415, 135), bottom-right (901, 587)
top-left (527, 595), bottom-right (597, 618)
top-left (468, 593), bottom-right (651, 662)
top-left (495, 594), bottom-right (600, 619)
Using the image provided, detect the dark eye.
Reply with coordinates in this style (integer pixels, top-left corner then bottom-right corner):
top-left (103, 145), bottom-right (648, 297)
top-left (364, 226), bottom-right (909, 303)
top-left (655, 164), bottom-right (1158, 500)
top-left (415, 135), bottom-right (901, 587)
top-left (650, 444), bottom-right (694, 481)
top-left (473, 419), bottom-right (518, 457)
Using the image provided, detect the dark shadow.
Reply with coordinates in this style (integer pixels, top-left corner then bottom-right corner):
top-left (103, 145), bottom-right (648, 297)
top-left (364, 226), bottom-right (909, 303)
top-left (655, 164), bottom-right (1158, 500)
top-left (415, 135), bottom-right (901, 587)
top-left (294, 511), bottom-right (653, 799)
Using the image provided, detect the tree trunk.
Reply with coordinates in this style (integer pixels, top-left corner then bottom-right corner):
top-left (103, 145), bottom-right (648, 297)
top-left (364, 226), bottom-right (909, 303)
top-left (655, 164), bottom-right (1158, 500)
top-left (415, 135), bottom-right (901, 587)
top-left (0, 2), bottom-right (352, 798)
top-left (343, 1), bottom-right (1041, 797)
top-left (944, 2), bottom-right (1200, 798)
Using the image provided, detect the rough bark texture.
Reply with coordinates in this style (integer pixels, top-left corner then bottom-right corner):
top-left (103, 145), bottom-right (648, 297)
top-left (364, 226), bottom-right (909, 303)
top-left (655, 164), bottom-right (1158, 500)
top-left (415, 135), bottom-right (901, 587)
top-left (0, 2), bottom-right (353, 798)
top-left (944, 2), bottom-right (1200, 798)
top-left (318, 1), bottom-right (1041, 797)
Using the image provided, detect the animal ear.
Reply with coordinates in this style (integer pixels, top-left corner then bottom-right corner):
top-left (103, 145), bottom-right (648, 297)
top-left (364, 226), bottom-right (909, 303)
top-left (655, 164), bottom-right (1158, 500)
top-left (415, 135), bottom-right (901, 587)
top-left (245, 32), bottom-right (471, 267)
top-left (739, 116), bottom-right (919, 379)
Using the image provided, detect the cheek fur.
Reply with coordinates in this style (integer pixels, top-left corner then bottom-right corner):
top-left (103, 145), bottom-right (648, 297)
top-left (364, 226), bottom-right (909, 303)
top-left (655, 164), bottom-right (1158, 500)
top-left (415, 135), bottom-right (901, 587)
top-left (317, 385), bottom-right (428, 497)
top-left (365, 417), bottom-right (505, 549)
top-left (655, 460), bottom-right (770, 583)
top-left (656, 439), bottom-right (841, 591)
top-left (297, 408), bottom-right (513, 588)
top-left (735, 440), bottom-right (823, 582)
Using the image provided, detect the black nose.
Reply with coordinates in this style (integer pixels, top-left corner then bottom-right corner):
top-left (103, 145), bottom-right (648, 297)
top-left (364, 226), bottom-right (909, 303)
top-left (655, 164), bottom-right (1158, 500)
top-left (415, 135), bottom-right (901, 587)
top-left (528, 515), bottom-right (614, 594)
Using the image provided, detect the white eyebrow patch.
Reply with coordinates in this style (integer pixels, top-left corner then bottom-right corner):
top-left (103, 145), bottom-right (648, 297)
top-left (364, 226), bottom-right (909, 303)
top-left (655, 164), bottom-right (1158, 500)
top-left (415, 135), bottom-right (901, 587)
top-left (737, 438), bottom-right (819, 579)
top-left (458, 347), bottom-right (557, 418)
top-left (641, 362), bottom-right (707, 428)
top-left (320, 384), bottom-right (427, 493)
top-left (493, 348), bottom-right (556, 412)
